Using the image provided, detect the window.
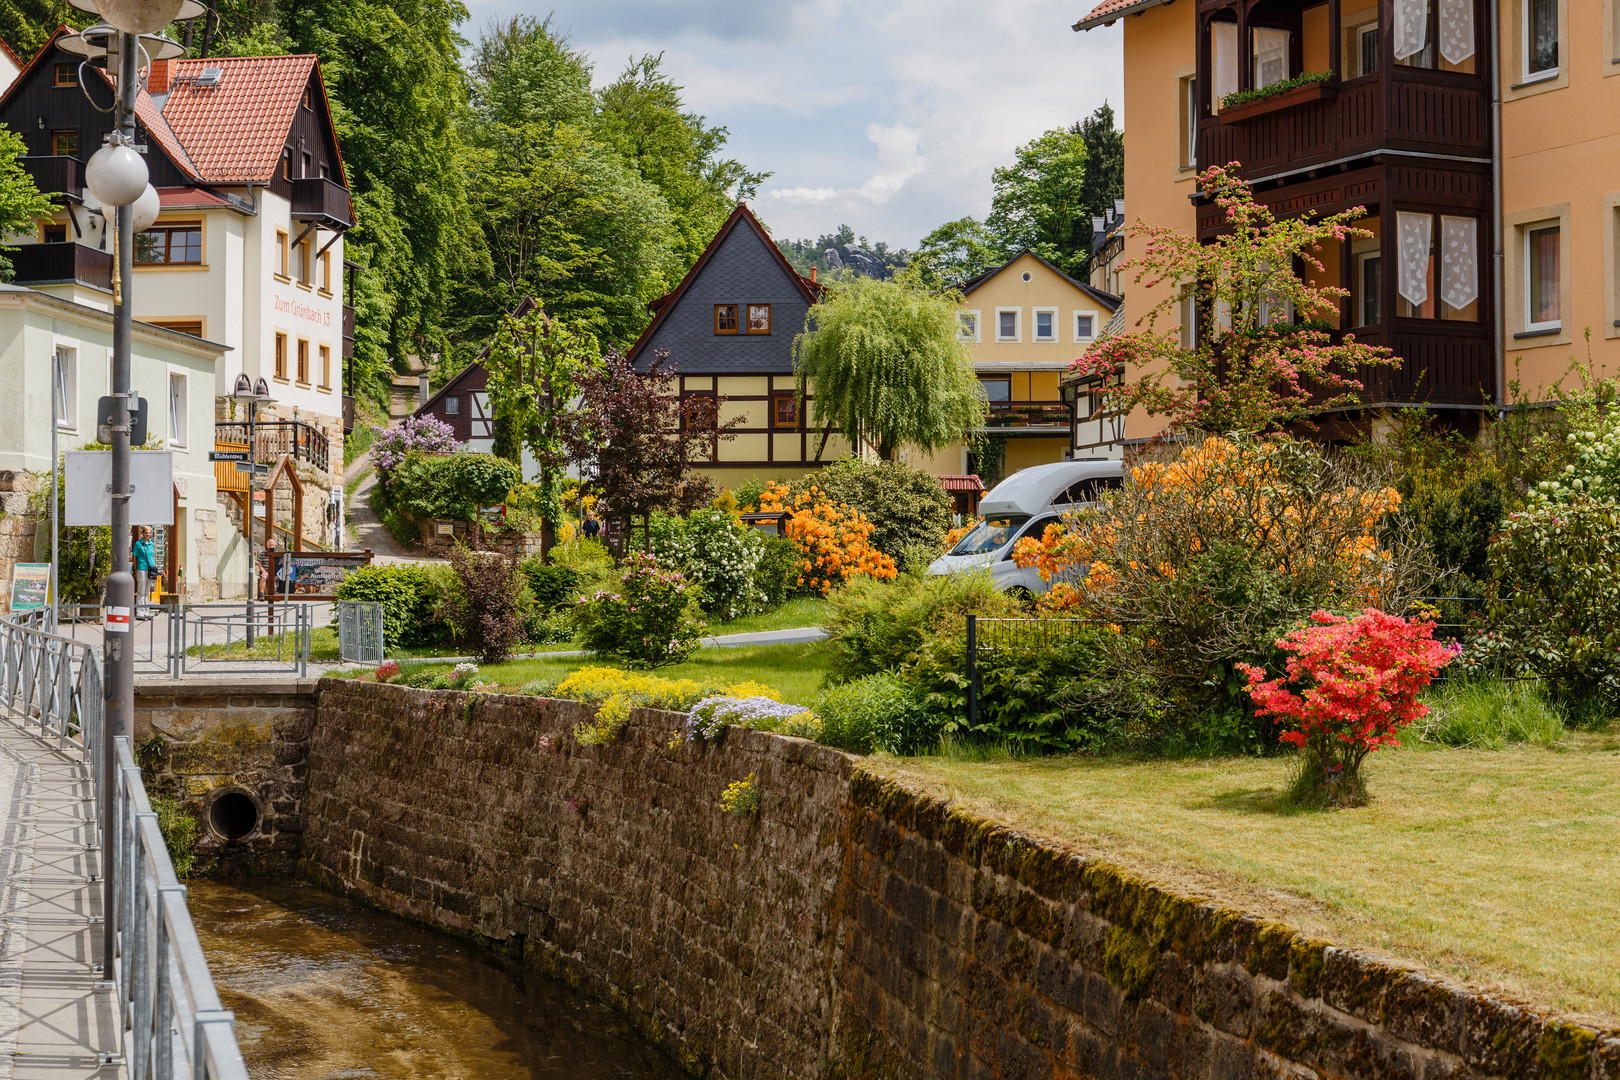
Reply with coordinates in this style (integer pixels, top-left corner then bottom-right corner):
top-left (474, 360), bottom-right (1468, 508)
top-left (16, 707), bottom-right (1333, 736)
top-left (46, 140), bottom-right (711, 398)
top-left (167, 373), bottom-right (187, 447)
top-left (1395, 211), bottom-right (1480, 321)
top-left (42, 223), bottom-right (66, 244)
top-left (296, 339), bottom-right (310, 384)
top-left (54, 63), bottom-right (77, 87)
top-left (52, 130), bottom-right (77, 157)
top-left (1056, 476), bottom-right (1123, 505)
top-left (979, 377), bottom-right (1011, 403)
top-left (301, 152), bottom-right (311, 179)
top-left (746, 304), bottom-right (771, 334)
top-left (275, 230), bottom-right (289, 277)
top-left (1074, 313), bottom-right (1097, 341)
top-left (958, 311), bottom-right (981, 342)
top-left (53, 347), bottom-right (76, 429)
top-left (296, 237), bottom-right (312, 285)
top-left (303, 87), bottom-right (312, 110)
top-left (681, 393), bottom-right (719, 459)
top-left (773, 395), bottom-right (799, 429)
top-left (713, 304), bottom-right (738, 334)
top-left (1252, 27), bottom-right (1291, 89)
top-left (1354, 24), bottom-right (1381, 76)
top-left (1212, 21), bottom-right (1238, 106)
top-left (320, 251), bottom-right (332, 293)
top-left (1525, 0), bottom-right (1558, 77)
top-left (320, 345), bottom-right (331, 388)
top-left (1526, 224), bottom-right (1561, 331)
top-left (152, 320), bottom-right (204, 337)
top-left (1393, 0), bottom-right (1435, 67)
top-left (995, 308), bottom-right (1020, 342)
top-left (445, 395), bottom-right (459, 415)
top-left (1180, 75), bottom-right (1198, 169)
top-left (1033, 308), bottom-right (1057, 342)
top-left (1354, 252), bottom-right (1383, 326)
top-left (281, 150), bottom-right (290, 181)
top-left (134, 223), bottom-right (203, 265)
top-left (274, 333), bottom-right (288, 380)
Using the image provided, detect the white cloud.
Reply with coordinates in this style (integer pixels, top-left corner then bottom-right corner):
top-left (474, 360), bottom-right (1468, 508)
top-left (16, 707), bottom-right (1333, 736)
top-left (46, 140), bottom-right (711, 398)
top-left (462, 0), bottom-right (1126, 247)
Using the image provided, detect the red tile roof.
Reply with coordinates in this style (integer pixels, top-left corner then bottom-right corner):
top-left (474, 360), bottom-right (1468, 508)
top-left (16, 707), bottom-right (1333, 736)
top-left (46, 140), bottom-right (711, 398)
top-left (939, 475), bottom-right (986, 493)
top-left (156, 186), bottom-right (232, 208)
top-left (1073, 0), bottom-right (1170, 30)
top-left (160, 55), bottom-right (319, 183)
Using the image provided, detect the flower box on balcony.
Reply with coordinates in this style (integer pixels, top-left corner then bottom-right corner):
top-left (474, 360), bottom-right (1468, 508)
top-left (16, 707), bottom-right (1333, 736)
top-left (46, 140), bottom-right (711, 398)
top-left (1219, 79), bottom-right (1337, 123)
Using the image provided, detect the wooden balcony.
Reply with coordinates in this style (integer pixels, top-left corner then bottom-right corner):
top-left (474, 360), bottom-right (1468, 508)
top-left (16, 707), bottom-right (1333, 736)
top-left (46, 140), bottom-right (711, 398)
top-left (10, 242), bottom-right (111, 291)
top-left (290, 176), bottom-right (353, 229)
top-left (19, 155), bottom-right (83, 199)
top-left (1343, 323), bottom-right (1494, 408)
top-left (981, 401), bottom-right (1072, 433)
top-left (215, 420), bottom-right (330, 472)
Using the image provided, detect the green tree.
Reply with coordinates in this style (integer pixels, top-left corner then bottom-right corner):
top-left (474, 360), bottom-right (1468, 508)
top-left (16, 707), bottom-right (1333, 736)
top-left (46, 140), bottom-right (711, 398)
top-left (1074, 103), bottom-right (1125, 251)
top-left (0, 0), bottom-right (81, 56)
top-left (910, 216), bottom-right (1001, 289)
top-left (793, 274), bottom-right (986, 461)
top-left (482, 304), bottom-right (602, 558)
top-left (0, 125), bottom-right (57, 280)
top-left (985, 127), bottom-right (1090, 276)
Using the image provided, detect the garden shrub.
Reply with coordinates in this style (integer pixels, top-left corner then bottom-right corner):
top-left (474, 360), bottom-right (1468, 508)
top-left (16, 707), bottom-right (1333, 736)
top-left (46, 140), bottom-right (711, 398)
top-left (1486, 497), bottom-right (1620, 723)
top-left (685, 695), bottom-right (814, 742)
top-left (1413, 679), bottom-right (1565, 749)
top-left (1238, 609), bottom-right (1453, 808)
top-left (520, 558), bottom-right (582, 611)
top-left (372, 414), bottom-right (462, 481)
top-left (387, 451), bottom-right (521, 525)
top-left (335, 563), bottom-right (451, 649)
top-left (754, 535), bottom-right (803, 608)
top-left (556, 666), bottom-right (785, 745)
top-left (650, 509), bottom-right (767, 621)
top-left (548, 537), bottom-right (617, 593)
top-left (436, 546), bottom-right (531, 663)
top-left (794, 459), bottom-right (954, 570)
top-left (823, 568), bottom-right (1015, 683)
top-left (572, 554), bottom-right (706, 667)
top-left (757, 482), bottom-right (898, 594)
top-left (813, 673), bottom-right (938, 755)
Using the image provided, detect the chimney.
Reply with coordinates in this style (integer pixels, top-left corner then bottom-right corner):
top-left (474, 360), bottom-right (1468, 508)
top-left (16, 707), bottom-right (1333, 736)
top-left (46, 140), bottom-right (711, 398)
top-left (418, 375), bottom-right (430, 408)
top-left (148, 59), bottom-right (170, 94)
top-left (810, 266), bottom-right (817, 284)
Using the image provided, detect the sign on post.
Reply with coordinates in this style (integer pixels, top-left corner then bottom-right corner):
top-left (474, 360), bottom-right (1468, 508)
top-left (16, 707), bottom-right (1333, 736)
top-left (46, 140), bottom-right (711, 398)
top-left (257, 550), bottom-right (374, 601)
top-left (63, 450), bottom-right (175, 526)
top-left (209, 449), bottom-right (250, 463)
top-left (7, 563), bottom-right (49, 611)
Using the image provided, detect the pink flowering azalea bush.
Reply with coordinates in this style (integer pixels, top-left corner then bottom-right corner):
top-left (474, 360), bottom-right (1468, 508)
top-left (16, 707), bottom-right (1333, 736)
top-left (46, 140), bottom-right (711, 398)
top-left (1237, 609), bottom-right (1453, 807)
top-left (572, 553), bottom-right (706, 668)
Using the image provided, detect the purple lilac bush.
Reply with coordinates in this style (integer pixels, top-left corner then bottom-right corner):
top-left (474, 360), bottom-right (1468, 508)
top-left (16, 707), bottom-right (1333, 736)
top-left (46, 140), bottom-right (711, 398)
top-left (372, 414), bottom-right (463, 477)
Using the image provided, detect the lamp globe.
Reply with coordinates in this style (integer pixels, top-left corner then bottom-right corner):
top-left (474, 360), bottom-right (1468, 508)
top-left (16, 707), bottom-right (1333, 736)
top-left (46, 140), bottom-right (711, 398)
top-left (93, 0), bottom-right (184, 36)
top-left (129, 183), bottom-right (161, 232)
top-left (85, 143), bottom-right (148, 207)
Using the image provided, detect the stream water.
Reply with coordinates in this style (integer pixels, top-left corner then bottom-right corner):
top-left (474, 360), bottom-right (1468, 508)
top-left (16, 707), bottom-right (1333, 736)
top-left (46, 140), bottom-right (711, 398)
top-left (189, 880), bottom-right (685, 1079)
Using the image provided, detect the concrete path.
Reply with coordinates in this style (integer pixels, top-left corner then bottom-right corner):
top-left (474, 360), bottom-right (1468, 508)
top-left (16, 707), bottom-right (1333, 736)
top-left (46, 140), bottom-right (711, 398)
top-left (344, 451), bottom-right (430, 565)
top-left (0, 721), bottom-right (120, 1079)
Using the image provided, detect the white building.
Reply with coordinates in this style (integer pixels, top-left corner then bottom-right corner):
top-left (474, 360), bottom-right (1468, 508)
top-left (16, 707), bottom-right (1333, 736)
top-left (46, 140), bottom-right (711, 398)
top-left (0, 283), bottom-right (228, 609)
top-left (1, 33), bottom-right (357, 595)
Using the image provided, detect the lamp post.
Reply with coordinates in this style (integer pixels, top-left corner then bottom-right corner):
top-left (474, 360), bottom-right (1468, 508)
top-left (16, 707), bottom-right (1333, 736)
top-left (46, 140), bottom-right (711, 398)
top-left (232, 373), bottom-right (271, 643)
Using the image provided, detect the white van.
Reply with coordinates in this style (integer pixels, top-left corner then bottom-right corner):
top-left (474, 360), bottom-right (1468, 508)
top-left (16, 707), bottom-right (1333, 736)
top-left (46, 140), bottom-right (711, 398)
top-left (926, 460), bottom-right (1124, 595)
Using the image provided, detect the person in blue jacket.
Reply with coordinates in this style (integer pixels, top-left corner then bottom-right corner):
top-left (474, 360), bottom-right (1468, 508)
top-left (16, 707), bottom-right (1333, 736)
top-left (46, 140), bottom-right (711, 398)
top-left (132, 527), bottom-right (157, 617)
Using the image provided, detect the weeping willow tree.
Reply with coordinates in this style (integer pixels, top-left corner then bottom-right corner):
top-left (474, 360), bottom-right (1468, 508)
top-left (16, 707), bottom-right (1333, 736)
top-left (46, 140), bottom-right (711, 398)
top-left (792, 274), bottom-right (987, 461)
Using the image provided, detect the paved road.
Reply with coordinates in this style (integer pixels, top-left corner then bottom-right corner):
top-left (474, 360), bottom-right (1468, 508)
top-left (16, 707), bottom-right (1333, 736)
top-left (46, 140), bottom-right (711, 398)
top-left (0, 719), bottom-right (120, 1079)
top-left (344, 450), bottom-right (428, 565)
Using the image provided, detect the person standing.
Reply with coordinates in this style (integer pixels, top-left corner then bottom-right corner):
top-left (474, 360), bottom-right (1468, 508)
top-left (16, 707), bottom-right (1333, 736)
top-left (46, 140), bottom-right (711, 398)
top-left (132, 527), bottom-right (157, 617)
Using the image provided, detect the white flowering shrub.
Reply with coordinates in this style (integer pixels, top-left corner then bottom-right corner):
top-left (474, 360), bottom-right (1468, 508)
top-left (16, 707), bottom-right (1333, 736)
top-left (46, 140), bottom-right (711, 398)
top-left (1530, 411), bottom-right (1620, 504)
top-left (651, 509), bottom-right (766, 622)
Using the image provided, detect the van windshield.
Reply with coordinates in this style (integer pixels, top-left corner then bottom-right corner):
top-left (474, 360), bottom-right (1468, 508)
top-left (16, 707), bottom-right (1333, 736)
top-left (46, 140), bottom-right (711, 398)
top-left (949, 514), bottom-right (1031, 556)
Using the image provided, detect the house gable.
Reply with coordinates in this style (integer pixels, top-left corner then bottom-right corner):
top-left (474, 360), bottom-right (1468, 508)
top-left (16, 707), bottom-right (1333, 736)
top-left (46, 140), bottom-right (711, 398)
top-left (629, 204), bottom-right (818, 376)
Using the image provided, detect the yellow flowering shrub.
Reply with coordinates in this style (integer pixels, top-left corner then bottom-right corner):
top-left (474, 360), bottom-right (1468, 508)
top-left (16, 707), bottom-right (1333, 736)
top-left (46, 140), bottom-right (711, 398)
top-left (556, 666), bottom-right (791, 745)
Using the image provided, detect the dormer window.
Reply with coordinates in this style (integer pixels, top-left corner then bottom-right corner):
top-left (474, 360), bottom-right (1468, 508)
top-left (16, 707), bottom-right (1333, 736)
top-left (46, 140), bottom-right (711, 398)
top-left (714, 304), bottom-right (738, 334)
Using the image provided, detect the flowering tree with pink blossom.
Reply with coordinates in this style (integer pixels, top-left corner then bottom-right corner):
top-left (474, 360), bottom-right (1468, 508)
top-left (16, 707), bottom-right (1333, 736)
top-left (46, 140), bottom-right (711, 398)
top-left (1072, 164), bottom-right (1399, 438)
top-left (1237, 609), bottom-right (1453, 807)
top-left (371, 414), bottom-right (463, 485)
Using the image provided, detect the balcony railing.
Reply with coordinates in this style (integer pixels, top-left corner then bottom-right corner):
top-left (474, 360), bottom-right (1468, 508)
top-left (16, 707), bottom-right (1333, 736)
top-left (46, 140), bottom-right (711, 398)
top-left (19, 155), bottom-right (84, 198)
top-left (1341, 323), bottom-right (1494, 408)
top-left (10, 242), bottom-right (111, 291)
top-left (342, 304), bottom-right (355, 359)
top-left (215, 420), bottom-right (330, 473)
top-left (289, 176), bottom-right (353, 228)
top-left (983, 401), bottom-right (1071, 429)
top-left (342, 395), bottom-right (355, 434)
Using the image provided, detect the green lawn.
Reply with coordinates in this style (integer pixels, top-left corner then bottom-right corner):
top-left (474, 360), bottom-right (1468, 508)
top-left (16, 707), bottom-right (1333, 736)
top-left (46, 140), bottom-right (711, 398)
top-left (387, 641), bottom-right (830, 705)
top-left (870, 736), bottom-right (1620, 1025)
top-left (703, 596), bottom-right (830, 636)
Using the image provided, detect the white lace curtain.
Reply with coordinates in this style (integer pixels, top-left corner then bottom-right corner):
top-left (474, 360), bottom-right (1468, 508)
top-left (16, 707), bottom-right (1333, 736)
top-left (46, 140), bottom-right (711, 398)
top-left (1438, 0), bottom-right (1475, 64)
top-left (1441, 216), bottom-right (1479, 310)
top-left (1213, 22), bottom-right (1238, 102)
top-left (1393, 0), bottom-right (1428, 61)
top-left (1397, 212), bottom-right (1432, 308)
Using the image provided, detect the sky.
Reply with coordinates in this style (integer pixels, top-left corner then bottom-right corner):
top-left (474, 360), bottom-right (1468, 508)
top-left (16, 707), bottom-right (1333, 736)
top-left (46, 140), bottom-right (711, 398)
top-left (459, 0), bottom-right (1127, 250)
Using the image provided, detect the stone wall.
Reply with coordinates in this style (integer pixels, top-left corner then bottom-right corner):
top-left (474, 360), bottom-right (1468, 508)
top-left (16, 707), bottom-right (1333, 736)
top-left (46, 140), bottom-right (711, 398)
top-left (0, 470), bottom-right (38, 615)
top-left (294, 680), bottom-right (1620, 1080)
top-left (133, 679), bottom-right (318, 875)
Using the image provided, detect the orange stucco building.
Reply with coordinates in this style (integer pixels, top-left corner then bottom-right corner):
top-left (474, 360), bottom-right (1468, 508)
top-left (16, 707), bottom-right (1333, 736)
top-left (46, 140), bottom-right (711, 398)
top-left (1070, 0), bottom-right (1620, 446)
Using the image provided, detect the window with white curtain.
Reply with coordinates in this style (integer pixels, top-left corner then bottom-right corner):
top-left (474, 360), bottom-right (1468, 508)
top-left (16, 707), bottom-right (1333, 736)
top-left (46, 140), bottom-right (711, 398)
top-left (1252, 27), bottom-right (1291, 88)
top-left (1438, 0), bottom-right (1475, 66)
top-left (1439, 216), bottom-right (1480, 320)
top-left (168, 372), bottom-right (187, 447)
top-left (1524, 0), bottom-right (1558, 77)
top-left (53, 347), bottom-right (76, 429)
top-left (1525, 224), bottom-right (1561, 331)
top-left (1394, 0), bottom-right (1434, 66)
top-left (1396, 212), bottom-right (1434, 318)
top-left (1212, 22), bottom-right (1238, 105)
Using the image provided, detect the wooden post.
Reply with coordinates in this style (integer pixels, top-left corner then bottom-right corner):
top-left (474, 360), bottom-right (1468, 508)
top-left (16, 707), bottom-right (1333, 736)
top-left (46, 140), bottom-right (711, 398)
top-left (1328, 0), bottom-right (1342, 77)
top-left (1237, 0), bottom-right (1252, 92)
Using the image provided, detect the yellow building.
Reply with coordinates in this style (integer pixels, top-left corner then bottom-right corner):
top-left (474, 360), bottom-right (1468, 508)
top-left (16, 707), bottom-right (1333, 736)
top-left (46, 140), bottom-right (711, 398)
top-left (1068, 0), bottom-right (1620, 447)
top-left (908, 251), bottom-right (1121, 483)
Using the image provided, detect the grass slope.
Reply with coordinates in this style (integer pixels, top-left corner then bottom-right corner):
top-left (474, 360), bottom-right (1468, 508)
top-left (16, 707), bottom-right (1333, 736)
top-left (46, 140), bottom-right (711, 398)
top-left (871, 737), bottom-right (1620, 1024)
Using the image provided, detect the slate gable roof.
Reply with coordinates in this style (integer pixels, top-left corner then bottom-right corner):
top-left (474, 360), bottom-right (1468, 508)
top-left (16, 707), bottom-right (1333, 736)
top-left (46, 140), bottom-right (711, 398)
top-left (628, 203), bottom-right (823, 375)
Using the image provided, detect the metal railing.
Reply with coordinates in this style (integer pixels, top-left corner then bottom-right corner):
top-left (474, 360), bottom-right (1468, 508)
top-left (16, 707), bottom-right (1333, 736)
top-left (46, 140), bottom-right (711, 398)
top-left (213, 420), bottom-right (330, 472)
top-left (0, 611), bottom-right (249, 1079)
top-left (336, 600), bottom-right (383, 665)
top-left (172, 602), bottom-right (312, 677)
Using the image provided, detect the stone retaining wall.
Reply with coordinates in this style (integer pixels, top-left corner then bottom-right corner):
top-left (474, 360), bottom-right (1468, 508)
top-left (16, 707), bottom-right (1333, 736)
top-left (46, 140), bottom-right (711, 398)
top-left (294, 679), bottom-right (1620, 1080)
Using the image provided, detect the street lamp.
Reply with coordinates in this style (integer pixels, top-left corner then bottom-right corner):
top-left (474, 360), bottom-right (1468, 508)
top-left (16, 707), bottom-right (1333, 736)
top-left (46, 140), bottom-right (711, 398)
top-left (232, 373), bottom-right (271, 638)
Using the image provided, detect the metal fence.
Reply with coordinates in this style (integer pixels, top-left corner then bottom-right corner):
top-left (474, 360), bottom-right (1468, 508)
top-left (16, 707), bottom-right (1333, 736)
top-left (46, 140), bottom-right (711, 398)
top-left (0, 611), bottom-right (249, 1079)
top-left (172, 602), bottom-right (313, 678)
top-left (335, 600), bottom-right (384, 665)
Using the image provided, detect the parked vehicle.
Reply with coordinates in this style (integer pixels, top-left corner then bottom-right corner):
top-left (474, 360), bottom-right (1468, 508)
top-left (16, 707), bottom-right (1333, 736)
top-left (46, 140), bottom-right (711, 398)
top-left (926, 459), bottom-right (1124, 594)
